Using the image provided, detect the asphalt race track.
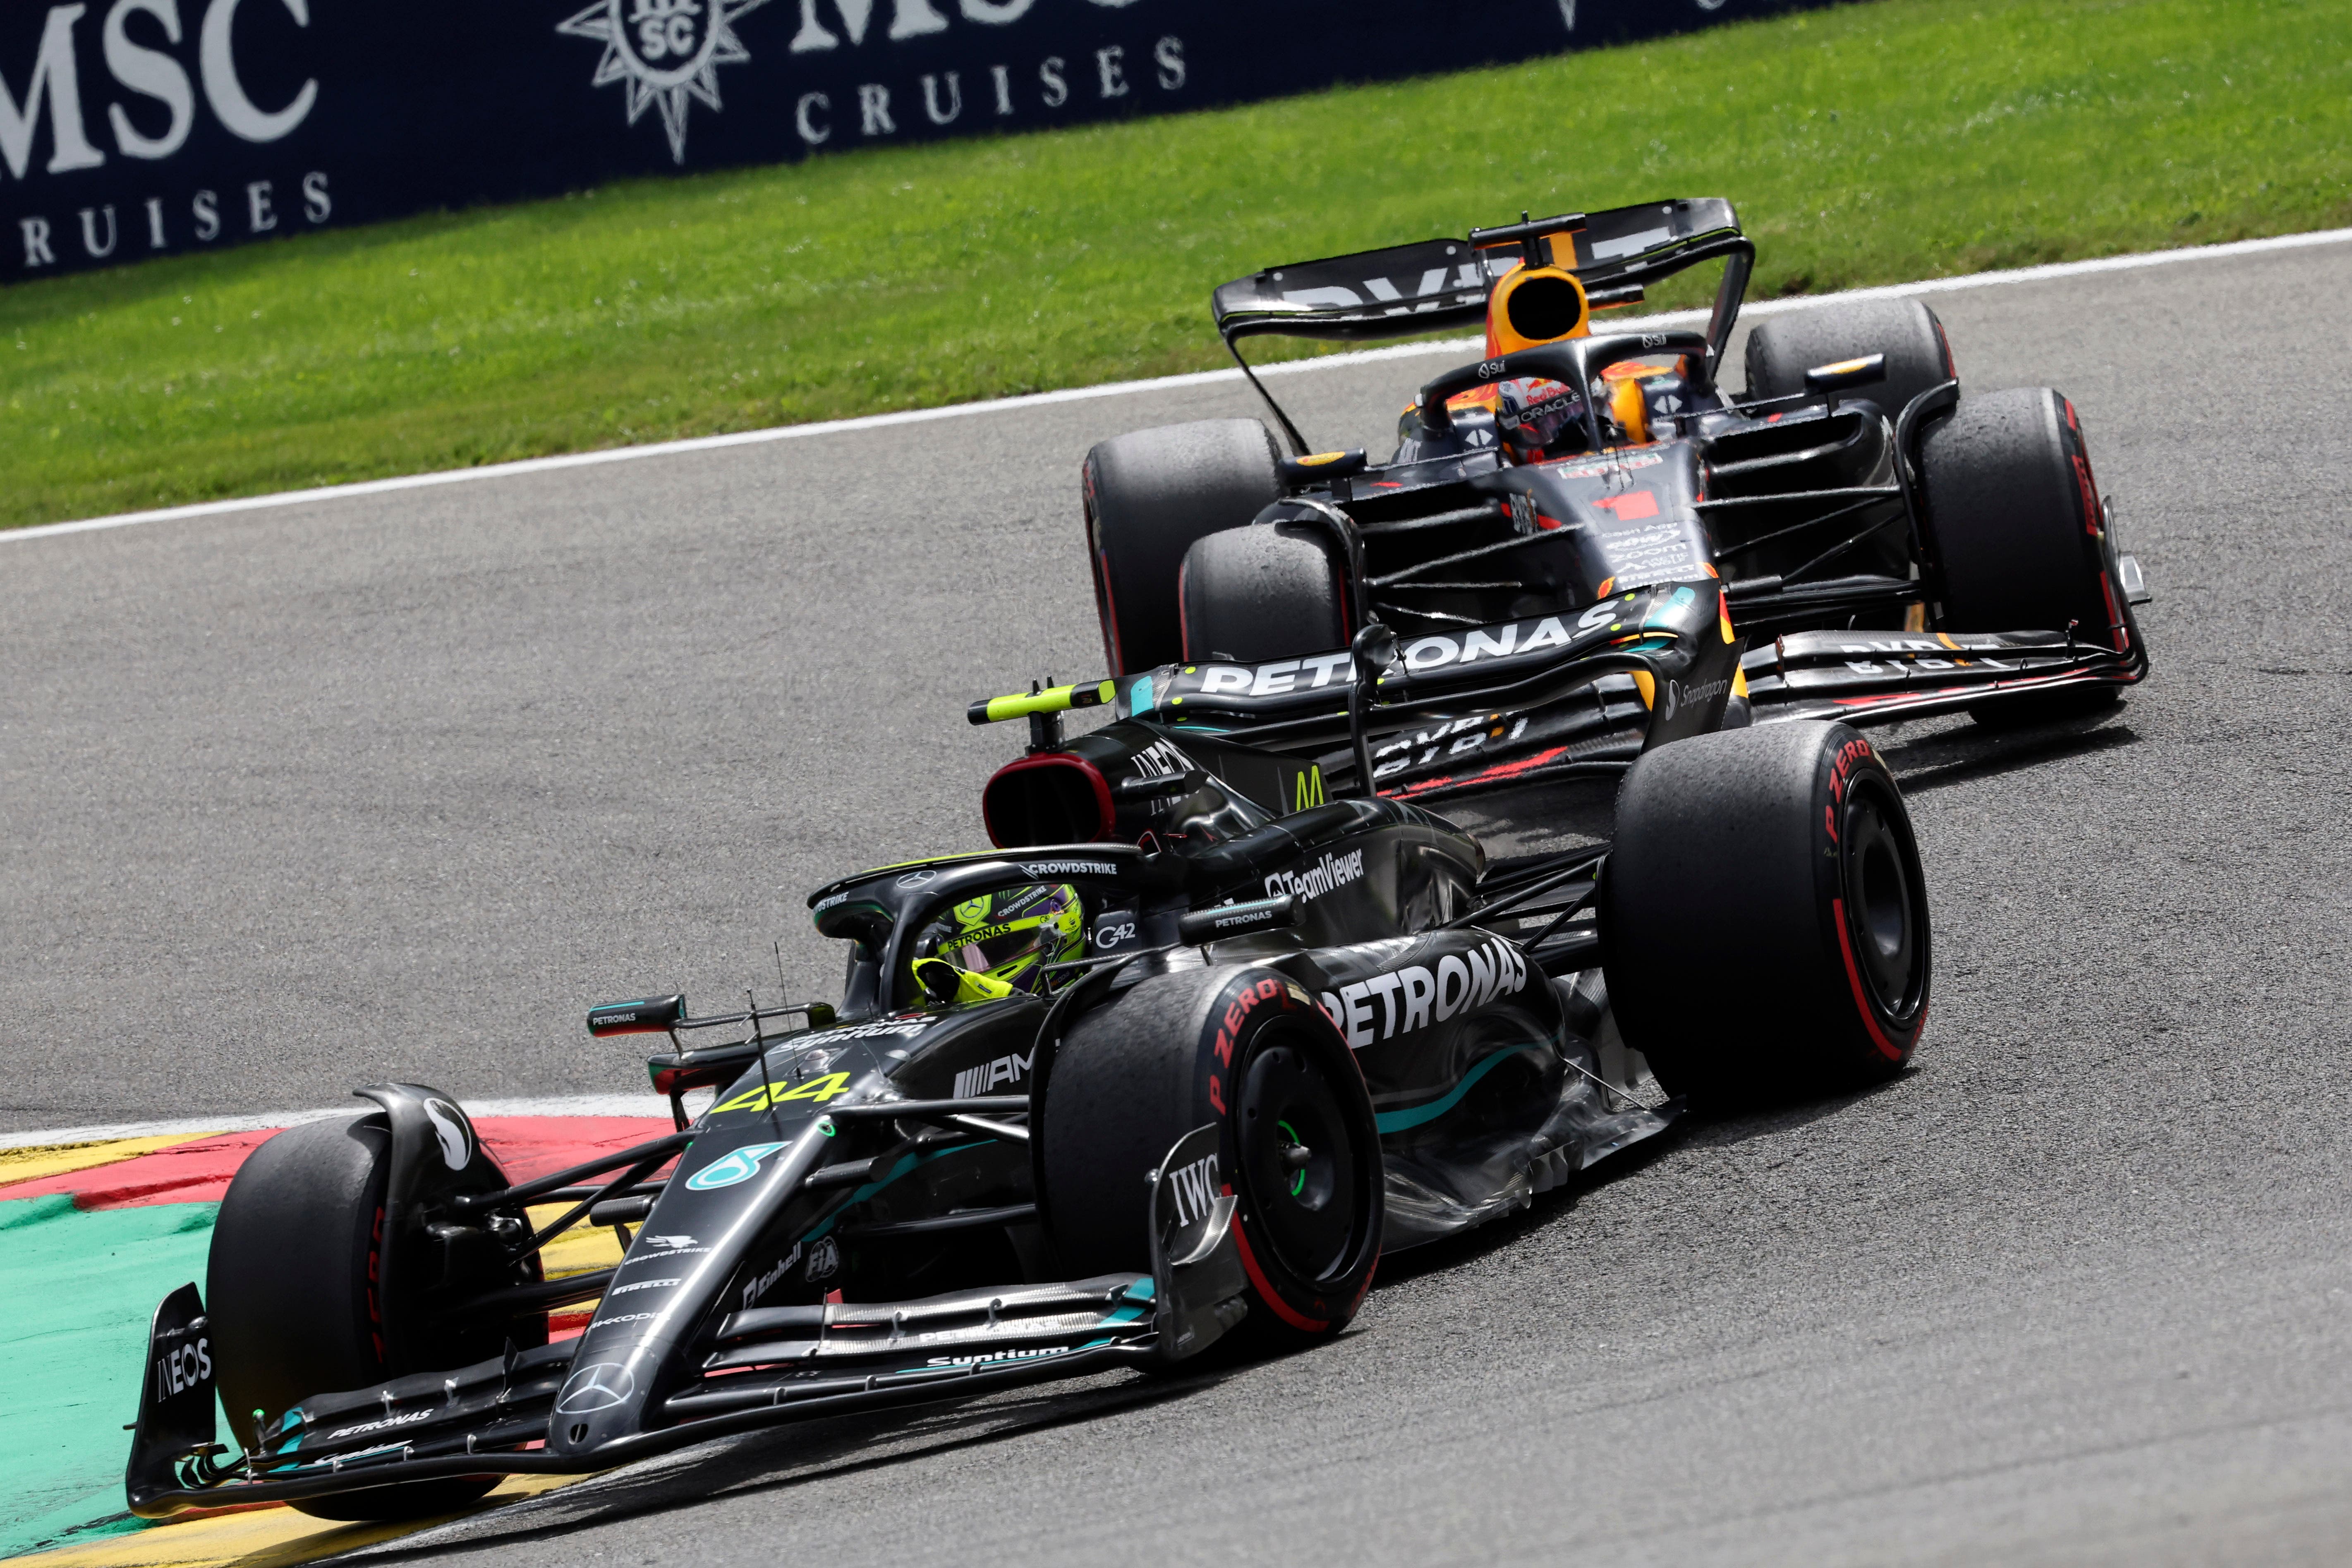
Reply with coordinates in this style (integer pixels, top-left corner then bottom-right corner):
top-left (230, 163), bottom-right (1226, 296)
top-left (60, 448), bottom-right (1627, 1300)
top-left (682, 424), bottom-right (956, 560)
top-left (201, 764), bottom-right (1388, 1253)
top-left (6, 242), bottom-right (2352, 1565)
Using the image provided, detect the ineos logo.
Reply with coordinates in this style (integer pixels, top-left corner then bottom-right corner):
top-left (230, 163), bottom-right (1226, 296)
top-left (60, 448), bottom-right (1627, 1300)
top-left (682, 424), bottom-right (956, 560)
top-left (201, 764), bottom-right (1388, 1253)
top-left (153, 1337), bottom-right (211, 1399)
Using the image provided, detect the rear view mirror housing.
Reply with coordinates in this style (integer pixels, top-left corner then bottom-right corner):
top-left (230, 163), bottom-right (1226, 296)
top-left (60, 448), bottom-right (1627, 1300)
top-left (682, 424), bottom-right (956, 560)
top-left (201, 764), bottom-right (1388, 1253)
top-left (587, 993), bottom-right (686, 1037)
top-left (1802, 353), bottom-right (1887, 411)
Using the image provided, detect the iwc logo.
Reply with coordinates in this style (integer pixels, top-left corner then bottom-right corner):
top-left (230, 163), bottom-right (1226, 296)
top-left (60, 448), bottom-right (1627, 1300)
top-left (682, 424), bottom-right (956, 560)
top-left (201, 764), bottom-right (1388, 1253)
top-left (558, 0), bottom-right (772, 163)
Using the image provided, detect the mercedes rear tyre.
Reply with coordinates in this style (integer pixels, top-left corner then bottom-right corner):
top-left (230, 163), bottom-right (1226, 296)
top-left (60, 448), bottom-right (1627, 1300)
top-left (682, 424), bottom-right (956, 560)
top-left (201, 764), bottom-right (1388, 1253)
top-left (1178, 522), bottom-right (1349, 664)
top-left (208, 1115), bottom-right (530, 1521)
top-left (1919, 386), bottom-right (2135, 725)
top-left (1600, 722), bottom-right (1930, 1107)
top-left (1041, 966), bottom-right (1382, 1354)
top-left (1744, 297), bottom-right (1955, 424)
top-left (1084, 419), bottom-right (1284, 674)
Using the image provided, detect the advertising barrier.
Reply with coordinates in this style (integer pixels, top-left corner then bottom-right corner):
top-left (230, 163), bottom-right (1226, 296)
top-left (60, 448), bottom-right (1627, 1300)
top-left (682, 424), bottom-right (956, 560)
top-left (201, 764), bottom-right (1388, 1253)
top-left (0, 0), bottom-right (1820, 282)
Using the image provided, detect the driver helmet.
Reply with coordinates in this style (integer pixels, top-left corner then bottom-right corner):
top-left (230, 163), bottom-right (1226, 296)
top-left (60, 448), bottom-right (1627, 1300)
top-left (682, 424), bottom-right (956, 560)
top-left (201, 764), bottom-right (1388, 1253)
top-left (1494, 375), bottom-right (1589, 463)
top-left (909, 883), bottom-right (1084, 1000)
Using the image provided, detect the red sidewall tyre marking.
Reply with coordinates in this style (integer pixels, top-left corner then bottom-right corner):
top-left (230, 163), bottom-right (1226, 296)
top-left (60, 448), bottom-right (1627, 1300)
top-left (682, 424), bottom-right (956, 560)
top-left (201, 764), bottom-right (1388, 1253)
top-left (1832, 895), bottom-right (1918, 1063)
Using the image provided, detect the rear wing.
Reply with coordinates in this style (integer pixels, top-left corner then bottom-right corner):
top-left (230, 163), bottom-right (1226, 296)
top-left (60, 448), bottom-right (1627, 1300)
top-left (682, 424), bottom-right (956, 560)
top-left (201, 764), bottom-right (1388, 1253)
top-left (1212, 197), bottom-right (1750, 345)
top-left (1210, 198), bottom-right (1754, 451)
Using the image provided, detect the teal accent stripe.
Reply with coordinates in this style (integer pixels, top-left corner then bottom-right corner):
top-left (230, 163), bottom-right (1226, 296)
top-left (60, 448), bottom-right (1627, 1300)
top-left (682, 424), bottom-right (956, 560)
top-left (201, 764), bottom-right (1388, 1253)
top-left (1375, 1045), bottom-right (1546, 1134)
top-left (801, 1141), bottom-right (994, 1243)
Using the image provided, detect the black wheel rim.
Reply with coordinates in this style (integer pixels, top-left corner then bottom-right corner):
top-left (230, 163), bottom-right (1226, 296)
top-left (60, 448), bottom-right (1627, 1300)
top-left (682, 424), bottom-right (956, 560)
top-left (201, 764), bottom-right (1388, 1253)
top-left (1840, 778), bottom-right (1927, 1020)
top-left (1235, 1025), bottom-right (1359, 1284)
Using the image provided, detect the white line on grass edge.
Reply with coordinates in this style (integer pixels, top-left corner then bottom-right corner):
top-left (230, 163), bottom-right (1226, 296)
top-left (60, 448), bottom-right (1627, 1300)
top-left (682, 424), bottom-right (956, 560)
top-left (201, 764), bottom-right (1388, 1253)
top-left (10, 225), bottom-right (2351, 550)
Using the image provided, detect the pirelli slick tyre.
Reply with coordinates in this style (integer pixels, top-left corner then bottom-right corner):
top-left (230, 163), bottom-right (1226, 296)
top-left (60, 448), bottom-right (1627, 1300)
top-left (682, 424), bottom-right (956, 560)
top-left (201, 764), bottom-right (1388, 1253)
top-left (1179, 522), bottom-right (1350, 664)
top-left (1919, 386), bottom-right (2133, 726)
top-left (1600, 723), bottom-right (1930, 1107)
top-left (1042, 966), bottom-right (1382, 1352)
top-left (208, 1116), bottom-right (514, 1521)
top-left (1744, 296), bottom-right (1955, 425)
top-left (1084, 419), bottom-right (1284, 674)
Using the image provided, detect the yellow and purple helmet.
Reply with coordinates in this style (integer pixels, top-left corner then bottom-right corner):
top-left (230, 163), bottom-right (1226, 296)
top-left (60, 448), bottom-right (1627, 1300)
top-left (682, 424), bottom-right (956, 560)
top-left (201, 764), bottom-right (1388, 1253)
top-left (908, 883), bottom-right (1085, 1001)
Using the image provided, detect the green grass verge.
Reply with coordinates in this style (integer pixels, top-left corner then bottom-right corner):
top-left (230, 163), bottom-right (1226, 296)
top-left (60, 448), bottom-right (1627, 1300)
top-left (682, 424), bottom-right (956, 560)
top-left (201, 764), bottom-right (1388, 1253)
top-left (2, 0), bottom-right (2346, 531)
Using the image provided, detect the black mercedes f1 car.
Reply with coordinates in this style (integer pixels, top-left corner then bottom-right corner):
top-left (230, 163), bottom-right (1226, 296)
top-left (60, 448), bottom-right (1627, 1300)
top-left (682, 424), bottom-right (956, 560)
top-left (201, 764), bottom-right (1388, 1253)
top-left (123, 198), bottom-right (2117, 1528)
top-left (127, 578), bottom-right (1937, 1524)
top-left (1082, 199), bottom-right (2152, 800)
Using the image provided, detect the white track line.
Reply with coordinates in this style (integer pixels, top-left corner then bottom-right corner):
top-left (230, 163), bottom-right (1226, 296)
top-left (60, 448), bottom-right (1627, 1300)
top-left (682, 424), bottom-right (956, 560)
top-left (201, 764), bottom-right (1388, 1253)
top-left (8, 225), bottom-right (2350, 549)
top-left (0, 1095), bottom-right (678, 1152)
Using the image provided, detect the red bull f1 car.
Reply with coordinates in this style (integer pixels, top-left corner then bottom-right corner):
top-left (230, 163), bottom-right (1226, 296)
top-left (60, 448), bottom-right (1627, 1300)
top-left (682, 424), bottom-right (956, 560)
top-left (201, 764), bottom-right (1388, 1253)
top-left (1081, 199), bottom-right (2152, 800)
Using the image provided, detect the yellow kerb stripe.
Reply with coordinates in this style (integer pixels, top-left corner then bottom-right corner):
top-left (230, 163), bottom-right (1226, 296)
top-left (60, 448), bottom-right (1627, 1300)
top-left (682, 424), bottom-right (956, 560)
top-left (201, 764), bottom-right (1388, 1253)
top-left (11, 1475), bottom-right (590, 1568)
top-left (530, 1204), bottom-right (628, 1278)
top-left (0, 1134), bottom-right (223, 1192)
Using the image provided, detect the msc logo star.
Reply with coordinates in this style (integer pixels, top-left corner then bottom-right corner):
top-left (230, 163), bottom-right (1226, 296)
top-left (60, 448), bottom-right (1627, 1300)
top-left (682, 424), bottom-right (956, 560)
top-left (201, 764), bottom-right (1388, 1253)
top-left (557, 0), bottom-right (771, 164)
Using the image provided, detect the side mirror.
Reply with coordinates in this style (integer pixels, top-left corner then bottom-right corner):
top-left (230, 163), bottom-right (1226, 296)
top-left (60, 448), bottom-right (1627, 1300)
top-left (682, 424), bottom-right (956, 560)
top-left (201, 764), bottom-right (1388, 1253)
top-left (1350, 620), bottom-right (1398, 681)
top-left (1277, 449), bottom-right (1368, 488)
top-left (1803, 353), bottom-right (1887, 411)
top-left (1347, 620), bottom-right (1399, 799)
top-left (587, 993), bottom-right (685, 1037)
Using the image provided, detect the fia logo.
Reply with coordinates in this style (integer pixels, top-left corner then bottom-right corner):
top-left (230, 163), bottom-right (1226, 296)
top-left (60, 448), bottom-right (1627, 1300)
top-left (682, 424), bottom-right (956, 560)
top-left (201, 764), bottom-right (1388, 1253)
top-left (557, 0), bottom-right (772, 163)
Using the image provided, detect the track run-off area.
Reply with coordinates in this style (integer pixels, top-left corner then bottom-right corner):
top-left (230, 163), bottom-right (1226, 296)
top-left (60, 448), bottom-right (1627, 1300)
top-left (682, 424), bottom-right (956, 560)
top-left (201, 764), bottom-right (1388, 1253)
top-left (4, 234), bottom-right (2350, 1566)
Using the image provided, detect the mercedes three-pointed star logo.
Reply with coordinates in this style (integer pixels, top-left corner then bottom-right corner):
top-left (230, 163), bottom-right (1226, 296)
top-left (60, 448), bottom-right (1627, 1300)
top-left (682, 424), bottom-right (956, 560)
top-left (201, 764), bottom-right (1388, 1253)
top-left (554, 1360), bottom-right (637, 1414)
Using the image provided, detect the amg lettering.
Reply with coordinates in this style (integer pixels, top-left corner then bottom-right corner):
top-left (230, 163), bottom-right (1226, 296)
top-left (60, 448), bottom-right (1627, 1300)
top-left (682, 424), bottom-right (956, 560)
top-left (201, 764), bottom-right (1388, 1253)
top-left (953, 1047), bottom-right (1035, 1101)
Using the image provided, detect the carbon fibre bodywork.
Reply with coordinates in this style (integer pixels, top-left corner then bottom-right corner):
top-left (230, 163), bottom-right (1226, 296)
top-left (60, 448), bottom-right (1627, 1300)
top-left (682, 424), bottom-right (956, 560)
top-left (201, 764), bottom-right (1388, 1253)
top-left (126, 711), bottom-right (1673, 1517)
top-left (1093, 198), bottom-right (2150, 801)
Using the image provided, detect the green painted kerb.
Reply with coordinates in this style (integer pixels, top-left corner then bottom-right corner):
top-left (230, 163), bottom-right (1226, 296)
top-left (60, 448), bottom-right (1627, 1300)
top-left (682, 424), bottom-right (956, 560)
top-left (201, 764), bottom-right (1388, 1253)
top-left (0, 1196), bottom-right (219, 1561)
